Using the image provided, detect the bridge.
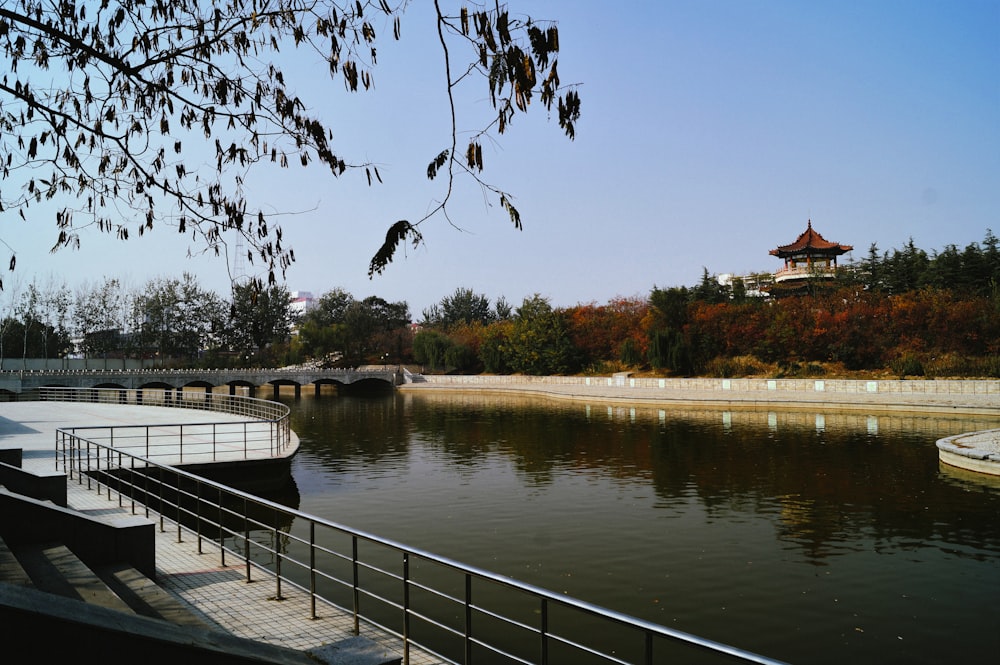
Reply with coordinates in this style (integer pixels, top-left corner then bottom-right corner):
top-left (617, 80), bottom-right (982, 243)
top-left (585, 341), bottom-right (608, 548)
top-left (0, 367), bottom-right (404, 399)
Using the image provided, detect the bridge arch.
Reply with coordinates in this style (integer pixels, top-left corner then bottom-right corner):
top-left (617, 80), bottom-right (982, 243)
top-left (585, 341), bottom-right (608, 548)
top-left (265, 378), bottom-right (304, 400)
top-left (338, 377), bottom-right (395, 395)
top-left (226, 379), bottom-right (258, 398)
top-left (93, 381), bottom-right (127, 390)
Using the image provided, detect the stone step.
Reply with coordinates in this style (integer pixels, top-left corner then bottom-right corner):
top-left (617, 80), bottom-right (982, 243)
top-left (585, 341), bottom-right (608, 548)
top-left (0, 535), bottom-right (33, 587)
top-left (307, 636), bottom-right (403, 665)
top-left (10, 542), bottom-right (135, 614)
top-left (94, 562), bottom-right (216, 630)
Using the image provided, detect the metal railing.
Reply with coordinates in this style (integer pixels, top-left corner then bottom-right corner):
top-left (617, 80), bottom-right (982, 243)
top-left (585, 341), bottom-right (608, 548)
top-left (53, 421), bottom-right (789, 664)
top-left (39, 387), bottom-right (292, 460)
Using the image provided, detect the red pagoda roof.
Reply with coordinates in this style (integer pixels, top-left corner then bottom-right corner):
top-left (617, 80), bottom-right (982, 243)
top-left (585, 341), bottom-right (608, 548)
top-left (769, 220), bottom-right (853, 258)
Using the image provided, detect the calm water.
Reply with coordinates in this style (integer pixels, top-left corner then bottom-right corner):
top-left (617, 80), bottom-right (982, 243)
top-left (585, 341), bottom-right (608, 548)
top-left (280, 391), bottom-right (1000, 665)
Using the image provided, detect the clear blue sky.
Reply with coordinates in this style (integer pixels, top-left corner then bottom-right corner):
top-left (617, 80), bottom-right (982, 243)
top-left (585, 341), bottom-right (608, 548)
top-left (6, 0), bottom-right (999, 318)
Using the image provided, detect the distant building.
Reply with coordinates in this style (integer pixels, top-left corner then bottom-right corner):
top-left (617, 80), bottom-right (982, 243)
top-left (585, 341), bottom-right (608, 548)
top-left (289, 291), bottom-right (316, 319)
top-left (766, 220), bottom-right (853, 295)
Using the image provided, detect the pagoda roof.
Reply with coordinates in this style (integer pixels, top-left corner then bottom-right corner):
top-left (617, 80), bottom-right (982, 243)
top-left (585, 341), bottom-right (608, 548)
top-left (769, 220), bottom-right (853, 258)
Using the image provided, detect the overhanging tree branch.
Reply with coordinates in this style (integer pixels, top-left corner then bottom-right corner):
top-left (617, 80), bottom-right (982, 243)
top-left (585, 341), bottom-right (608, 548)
top-left (2, 1), bottom-right (582, 289)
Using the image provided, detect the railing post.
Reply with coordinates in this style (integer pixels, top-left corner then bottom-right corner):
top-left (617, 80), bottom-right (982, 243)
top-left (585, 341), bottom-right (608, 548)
top-left (244, 497), bottom-right (252, 582)
top-left (540, 598), bottom-right (549, 665)
top-left (352, 537), bottom-right (360, 635)
top-left (158, 478), bottom-right (166, 532)
top-left (176, 482), bottom-right (183, 543)
top-left (219, 487), bottom-right (226, 568)
top-left (465, 575), bottom-right (473, 665)
top-left (116, 450), bottom-right (124, 507)
top-left (310, 522), bottom-right (317, 620)
top-left (274, 508), bottom-right (284, 601)
top-left (196, 479), bottom-right (204, 555)
top-left (105, 446), bottom-right (111, 500)
top-left (85, 438), bottom-right (92, 491)
top-left (403, 552), bottom-right (411, 665)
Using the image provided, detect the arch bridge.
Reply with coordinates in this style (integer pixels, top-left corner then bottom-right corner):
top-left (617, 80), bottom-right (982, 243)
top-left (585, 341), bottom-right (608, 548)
top-left (0, 367), bottom-right (403, 399)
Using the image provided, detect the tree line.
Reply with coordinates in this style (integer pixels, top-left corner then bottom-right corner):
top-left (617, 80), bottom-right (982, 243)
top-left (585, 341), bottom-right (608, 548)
top-left (410, 231), bottom-right (1000, 378)
top-left (3, 231), bottom-right (998, 377)
top-left (0, 274), bottom-right (292, 367)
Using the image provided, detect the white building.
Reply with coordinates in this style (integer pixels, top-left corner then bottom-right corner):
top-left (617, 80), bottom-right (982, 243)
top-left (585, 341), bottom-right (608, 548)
top-left (289, 291), bottom-right (316, 319)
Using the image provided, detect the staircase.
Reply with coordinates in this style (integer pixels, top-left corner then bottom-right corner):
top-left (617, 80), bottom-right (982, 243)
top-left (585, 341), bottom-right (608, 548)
top-left (1, 537), bottom-right (212, 628)
top-left (1, 449), bottom-right (402, 665)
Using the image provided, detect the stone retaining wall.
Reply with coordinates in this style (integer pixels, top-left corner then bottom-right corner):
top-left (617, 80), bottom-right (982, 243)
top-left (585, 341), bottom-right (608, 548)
top-left (414, 374), bottom-right (1000, 395)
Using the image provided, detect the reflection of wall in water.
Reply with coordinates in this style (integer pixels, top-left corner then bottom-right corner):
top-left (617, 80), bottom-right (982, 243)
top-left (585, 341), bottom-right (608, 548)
top-left (402, 390), bottom-right (1000, 438)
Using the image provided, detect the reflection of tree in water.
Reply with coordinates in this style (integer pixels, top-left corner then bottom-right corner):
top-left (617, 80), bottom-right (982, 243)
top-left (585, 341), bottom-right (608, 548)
top-left (647, 413), bottom-right (1000, 563)
top-left (286, 391), bottom-right (1000, 562)
top-left (285, 394), bottom-right (411, 468)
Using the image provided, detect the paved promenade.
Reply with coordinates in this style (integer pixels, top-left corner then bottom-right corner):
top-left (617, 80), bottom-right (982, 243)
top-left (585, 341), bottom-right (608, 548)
top-left (0, 401), bottom-right (435, 663)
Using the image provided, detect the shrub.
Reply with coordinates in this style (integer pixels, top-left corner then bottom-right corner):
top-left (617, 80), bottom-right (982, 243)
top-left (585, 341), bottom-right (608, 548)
top-left (890, 354), bottom-right (925, 378)
top-left (704, 355), bottom-right (764, 378)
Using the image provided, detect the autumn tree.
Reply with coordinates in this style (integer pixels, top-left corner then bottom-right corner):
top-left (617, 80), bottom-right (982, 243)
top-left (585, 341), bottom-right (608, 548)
top-left (563, 297), bottom-right (647, 369)
top-left (0, 1), bottom-right (581, 289)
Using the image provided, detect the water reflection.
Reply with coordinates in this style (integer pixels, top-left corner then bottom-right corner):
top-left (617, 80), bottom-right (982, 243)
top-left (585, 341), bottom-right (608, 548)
top-left (283, 391), bottom-right (1000, 665)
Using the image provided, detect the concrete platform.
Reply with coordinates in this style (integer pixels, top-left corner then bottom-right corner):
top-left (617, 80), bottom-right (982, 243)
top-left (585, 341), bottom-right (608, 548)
top-left (0, 401), bottom-right (298, 470)
top-left (937, 428), bottom-right (1000, 475)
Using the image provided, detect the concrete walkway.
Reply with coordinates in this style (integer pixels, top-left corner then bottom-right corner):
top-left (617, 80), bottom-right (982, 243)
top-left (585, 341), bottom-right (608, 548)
top-left (0, 401), bottom-right (435, 664)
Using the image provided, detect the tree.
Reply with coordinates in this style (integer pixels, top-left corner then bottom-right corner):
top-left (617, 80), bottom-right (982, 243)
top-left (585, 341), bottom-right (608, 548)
top-left (74, 277), bottom-right (133, 358)
top-left (306, 289), bottom-right (356, 329)
top-left (863, 243), bottom-right (882, 291)
top-left (296, 287), bottom-right (355, 361)
top-left (341, 295), bottom-right (410, 362)
top-left (691, 268), bottom-right (729, 304)
top-left (135, 273), bottom-right (227, 361)
top-left (227, 282), bottom-right (292, 358)
top-left (413, 329), bottom-right (453, 371)
top-left (422, 287), bottom-right (494, 328)
top-left (14, 281), bottom-right (39, 367)
top-left (0, 1), bottom-right (581, 288)
top-left (27, 274), bottom-right (72, 361)
top-left (563, 297), bottom-right (647, 368)
top-left (506, 294), bottom-right (577, 375)
top-left (479, 319), bottom-right (513, 373)
top-left (0, 280), bottom-right (20, 364)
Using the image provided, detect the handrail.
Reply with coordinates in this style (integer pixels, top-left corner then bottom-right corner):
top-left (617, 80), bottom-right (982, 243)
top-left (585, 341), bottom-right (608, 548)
top-left (54, 422), bottom-right (790, 664)
top-left (39, 387), bottom-right (292, 460)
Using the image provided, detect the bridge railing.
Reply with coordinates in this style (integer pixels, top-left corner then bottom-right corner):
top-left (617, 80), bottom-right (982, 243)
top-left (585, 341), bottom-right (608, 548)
top-left (56, 429), bottom-right (789, 665)
top-left (39, 387), bottom-right (292, 461)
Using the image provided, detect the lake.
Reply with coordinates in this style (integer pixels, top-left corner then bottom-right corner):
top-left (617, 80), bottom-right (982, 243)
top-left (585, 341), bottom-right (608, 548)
top-left (280, 390), bottom-right (1000, 664)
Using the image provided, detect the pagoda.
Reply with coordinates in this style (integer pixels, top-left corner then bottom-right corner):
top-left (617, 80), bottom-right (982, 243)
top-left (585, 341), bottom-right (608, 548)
top-left (767, 220), bottom-right (853, 294)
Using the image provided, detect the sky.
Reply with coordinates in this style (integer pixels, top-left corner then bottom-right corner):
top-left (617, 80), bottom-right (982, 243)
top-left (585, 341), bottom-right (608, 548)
top-left (4, 0), bottom-right (998, 319)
